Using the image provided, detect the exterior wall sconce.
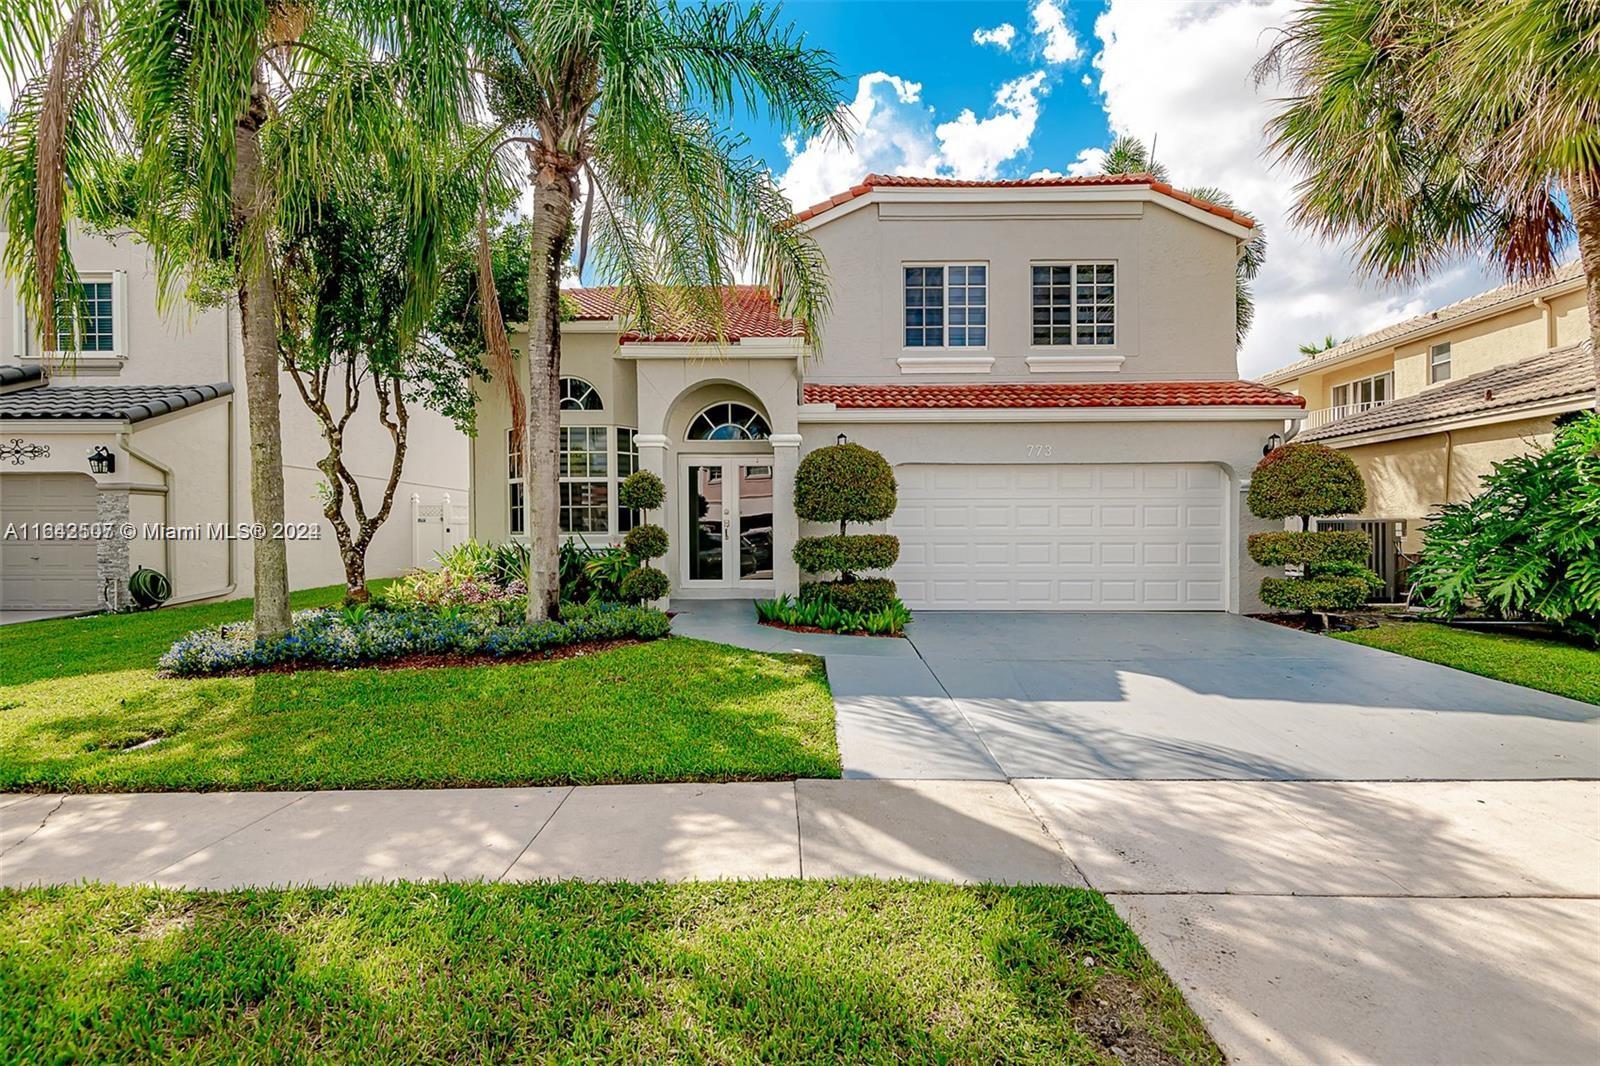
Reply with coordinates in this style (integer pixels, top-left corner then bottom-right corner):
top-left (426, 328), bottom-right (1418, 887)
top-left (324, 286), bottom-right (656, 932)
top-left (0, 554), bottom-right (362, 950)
top-left (836, 433), bottom-right (848, 446)
top-left (1262, 433), bottom-right (1283, 457)
top-left (87, 445), bottom-right (115, 474)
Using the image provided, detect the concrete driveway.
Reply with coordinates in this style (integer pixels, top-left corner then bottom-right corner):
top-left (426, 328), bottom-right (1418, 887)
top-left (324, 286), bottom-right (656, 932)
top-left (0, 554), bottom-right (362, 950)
top-left (828, 611), bottom-right (1598, 781)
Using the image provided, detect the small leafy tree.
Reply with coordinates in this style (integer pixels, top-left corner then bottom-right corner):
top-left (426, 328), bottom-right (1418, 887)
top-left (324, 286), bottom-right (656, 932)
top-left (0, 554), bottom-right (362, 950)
top-left (1409, 413), bottom-right (1600, 641)
top-left (618, 471), bottom-right (670, 604)
top-left (1248, 443), bottom-right (1381, 617)
top-left (794, 443), bottom-right (900, 613)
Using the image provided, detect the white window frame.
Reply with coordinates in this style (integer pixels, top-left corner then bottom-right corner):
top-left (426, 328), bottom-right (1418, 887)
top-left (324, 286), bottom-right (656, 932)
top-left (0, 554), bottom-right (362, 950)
top-left (1429, 342), bottom-right (1452, 384)
top-left (1030, 261), bottom-right (1117, 348)
top-left (558, 376), bottom-right (604, 411)
top-left (686, 402), bottom-right (772, 441)
top-left (13, 270), bottom-right (128, 361)
top-left (558, 425), bottom-right (611, 535)
top-left (1330, 370), bottom-right (1394, 410)
top-left (901, 261), bottom-right (989, 351)
top-left (509, 424), bottom-right (643, 540)
top-left (506, 429), bottom-right (525, 536)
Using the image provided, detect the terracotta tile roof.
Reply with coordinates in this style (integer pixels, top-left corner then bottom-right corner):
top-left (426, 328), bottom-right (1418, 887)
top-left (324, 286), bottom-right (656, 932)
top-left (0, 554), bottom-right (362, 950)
top-left (801, 381), bottom-right (1304, 410)
top-left (793, 172), bottom-right (1257, 229)
top-left (1297, 340), bottom-right (1595, 442)
top-left (0, 383), bottom-right (234, 422)
top-left (1260, 260), bottom-right (1585, 383)
top-left (563, 285), bottom-right (799, 343)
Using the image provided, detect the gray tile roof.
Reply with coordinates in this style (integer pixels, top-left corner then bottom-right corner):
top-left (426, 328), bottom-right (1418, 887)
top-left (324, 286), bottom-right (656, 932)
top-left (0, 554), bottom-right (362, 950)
top-left (0, 383), bottom-right (233, 422)
top-left (1261, 260), bottom-right (1584, 383)
top-left (0, 364), bottom-right (44, 388)
top-left (1298, 340), bottom-right (1595, 442)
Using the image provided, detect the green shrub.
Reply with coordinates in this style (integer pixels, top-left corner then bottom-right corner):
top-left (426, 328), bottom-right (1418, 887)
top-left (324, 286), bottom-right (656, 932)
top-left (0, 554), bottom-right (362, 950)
top-left (793, 534), bottom-right (900, 576)
top-left (618, 470), bottom-right (665, 511)
top-left (582, 546), bottom-right (639, 602)
top-left (618, 566), bottom-right (670, 605)
top-left (794, 443), bottom-right (897, 527)
top-left (1247, 530), bottom-right (1370, 567)
top-left (800, 577), bottom-right (899, 614)
top-left (1248, 442), bottom-right (1366, 525)
top-left (754, 593), bottom-right (911, 635)
top-left (1260, 575), bottom-right (1376, 613)
top-left (623, 523), bottom-right (669, 561)
top-left (1409, 412), bottom-right (1600, 641)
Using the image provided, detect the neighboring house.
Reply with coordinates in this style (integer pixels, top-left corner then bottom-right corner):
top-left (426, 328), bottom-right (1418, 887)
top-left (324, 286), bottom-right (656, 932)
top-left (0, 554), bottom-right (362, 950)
top-left (0, 228), bottom-right (470, 613)
top-left (470, 173), bottom-right (1303, 613)
top-left (1259, 260), bottom-right (1594, 554)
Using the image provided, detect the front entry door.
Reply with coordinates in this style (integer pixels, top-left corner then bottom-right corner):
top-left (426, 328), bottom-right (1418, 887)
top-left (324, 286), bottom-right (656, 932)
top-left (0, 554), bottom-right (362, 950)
top-left (682, 459), bottom-right (775, 587)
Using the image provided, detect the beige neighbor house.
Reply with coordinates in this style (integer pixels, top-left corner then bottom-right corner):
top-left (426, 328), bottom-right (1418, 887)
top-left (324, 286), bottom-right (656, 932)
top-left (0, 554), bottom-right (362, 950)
top-left (1258, 260), bottom-right (1595, 563)
top-left (469, 173), bottom-right (1303, 614)
top-left (0, 228), bottom-right (470, 614)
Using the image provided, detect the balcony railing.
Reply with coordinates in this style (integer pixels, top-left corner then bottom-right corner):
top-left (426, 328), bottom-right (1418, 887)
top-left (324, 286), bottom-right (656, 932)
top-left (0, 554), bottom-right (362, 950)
top-left (1304, 397), bottom-right (1393, 429)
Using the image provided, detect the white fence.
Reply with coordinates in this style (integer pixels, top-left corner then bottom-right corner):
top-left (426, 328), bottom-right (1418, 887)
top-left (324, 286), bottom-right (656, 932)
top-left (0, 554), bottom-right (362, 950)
top-left (410, 492), bottom-right (469, 569)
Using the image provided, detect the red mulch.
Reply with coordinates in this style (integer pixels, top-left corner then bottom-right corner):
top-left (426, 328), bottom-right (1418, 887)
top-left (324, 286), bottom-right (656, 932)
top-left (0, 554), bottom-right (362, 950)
top-left (757, 619), bottom-right (904, 639)
top-left (179, 638), bottom-right (648, 679)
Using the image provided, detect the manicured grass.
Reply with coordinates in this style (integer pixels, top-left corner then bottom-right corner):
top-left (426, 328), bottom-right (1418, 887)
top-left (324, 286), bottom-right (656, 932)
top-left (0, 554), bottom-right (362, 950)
top-left (0, 881), bottom-right (1220, 1064)
top-left (1333, 621), bottom-right (1600, 704)
top-left (0, 585), bottom-right (839, 792)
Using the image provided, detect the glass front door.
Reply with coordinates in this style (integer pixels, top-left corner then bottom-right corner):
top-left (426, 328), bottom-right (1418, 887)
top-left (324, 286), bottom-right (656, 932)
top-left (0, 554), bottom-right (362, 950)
top-left (683, 459), bottom-right (774, 586)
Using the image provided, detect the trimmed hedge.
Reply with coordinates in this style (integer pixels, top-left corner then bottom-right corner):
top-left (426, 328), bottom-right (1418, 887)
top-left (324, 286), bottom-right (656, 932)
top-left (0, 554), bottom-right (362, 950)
top-left (793, 534), bottom-right (900, 576)
top-left (623, 523), bottom-right (669, 561)
top-left (795, 443), bottom-right (897, 526)
top-left (1248, 442), bottom-right (1366, 523)
top-left (1260, 576), bottom-right (1376, 613)
top-left (618, 566), bottom-right (670, 604)
top-left (618, 470), bottom-right (665, 511)
top-left (800, 578), bottom-right (898, 614)
top-left (1247, 530), bottom-right (1370, 567)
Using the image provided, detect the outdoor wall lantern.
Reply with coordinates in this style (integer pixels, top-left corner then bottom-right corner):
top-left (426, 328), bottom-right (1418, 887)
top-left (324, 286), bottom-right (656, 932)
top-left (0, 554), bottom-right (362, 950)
top-left (87, 445), bottom-right (115, 474)
top-left (1262, 433), bottom-right (1283, 457)
top-left (836, 432), bottom-right (848, 446)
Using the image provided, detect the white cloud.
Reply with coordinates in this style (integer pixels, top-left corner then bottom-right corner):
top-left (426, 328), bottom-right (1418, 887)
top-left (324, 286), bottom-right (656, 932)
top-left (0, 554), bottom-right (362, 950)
top-left (1086, 0), bottom-right (1500, 376)
top-left (779, 70), bottom-right (1049, 207)
top-left (1031, 0), bottom-right (1083, 64)
top-left (973, 23), bottom-right (1017, 50)
top-left (1064, 146), bottom-right (1106, 176)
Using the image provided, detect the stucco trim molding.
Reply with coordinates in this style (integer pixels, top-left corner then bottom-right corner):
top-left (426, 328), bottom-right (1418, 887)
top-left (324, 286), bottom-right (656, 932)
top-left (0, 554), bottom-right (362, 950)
top-left (799, 404), bottom-right (1307, 425)
top-left (896, 356), bottom-right (995, 375)
top-left (634, 433), bottom-right (670, 451)
top-left (1026, 354), bottom-right (1127, 374)
top-left (616, 339), bottom-right (807, 360)
top-left (768, 433), bottom-right (803, 448)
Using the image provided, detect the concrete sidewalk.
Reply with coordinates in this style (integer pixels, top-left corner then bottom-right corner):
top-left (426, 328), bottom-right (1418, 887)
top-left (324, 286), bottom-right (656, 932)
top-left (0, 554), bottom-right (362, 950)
top-left (4, 779), bottom-right (1597, 1065)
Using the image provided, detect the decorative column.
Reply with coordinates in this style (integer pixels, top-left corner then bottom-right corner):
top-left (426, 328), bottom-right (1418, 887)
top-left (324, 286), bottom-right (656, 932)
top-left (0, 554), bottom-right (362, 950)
top-left (635, 434), bottom-right (671, 604)
top-left (769, 433), bottom-right (802, 597)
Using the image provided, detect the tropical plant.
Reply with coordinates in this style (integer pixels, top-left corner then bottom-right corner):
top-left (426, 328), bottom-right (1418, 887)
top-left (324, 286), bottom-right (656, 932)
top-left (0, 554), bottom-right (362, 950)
top-left (1408, 412), bottom-right (1600, 640)
top-left (460, 0), bottom-right (847, 623)
top-left (1247, 442), bottom-right (1381, 618)
top-left (1298, 334), bottom-right (1346, 356)
top-left (793, 442), bottom-right (901, 608)
top-left (1258, 0), bottom-right (1600, 392)
top-left (0, 0), bottom-right (474, 638)
top-left (754, 593), bottom-right (910, 636)
top-left (1096, 135), bottom-right (1265, 347)
top-left (583, 546), bottom-right (639, 601)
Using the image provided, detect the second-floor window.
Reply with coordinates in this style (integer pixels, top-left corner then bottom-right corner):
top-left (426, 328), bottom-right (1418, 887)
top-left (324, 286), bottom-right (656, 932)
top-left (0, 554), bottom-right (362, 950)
top-left (904, 264), bottom-right (987, 348)
top-left (56, 280), bottom-right (116, 352)
top-left (1429, 342), bottom-right (1452, 383)
top-left (1032, 263), bottom-right (1116, 347)
top-left (1331, 371), bottom-right (1392, 411)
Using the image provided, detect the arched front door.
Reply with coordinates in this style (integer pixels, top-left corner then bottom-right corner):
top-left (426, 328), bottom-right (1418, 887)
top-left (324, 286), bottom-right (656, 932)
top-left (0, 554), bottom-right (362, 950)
top-left (678, 401), bottom-right (775, 590)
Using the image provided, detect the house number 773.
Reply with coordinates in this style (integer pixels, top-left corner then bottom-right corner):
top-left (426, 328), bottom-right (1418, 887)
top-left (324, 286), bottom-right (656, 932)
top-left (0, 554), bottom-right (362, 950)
top-left (1026, 443), bottom-right (1053, 458)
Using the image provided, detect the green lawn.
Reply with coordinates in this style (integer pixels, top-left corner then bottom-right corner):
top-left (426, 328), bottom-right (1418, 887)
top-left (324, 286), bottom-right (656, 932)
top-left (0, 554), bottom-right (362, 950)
top-left (1333, 621), bottom-right (1600, 704)
top-left (0, 881), bottom-right (1219, 1064)
top-left (0, 585), bottom-right (839, 792)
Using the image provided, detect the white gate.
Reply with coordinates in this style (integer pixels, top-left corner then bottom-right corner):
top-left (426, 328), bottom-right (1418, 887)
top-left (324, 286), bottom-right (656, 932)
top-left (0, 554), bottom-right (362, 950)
top-left (410, 492), bottom-right (469, 568)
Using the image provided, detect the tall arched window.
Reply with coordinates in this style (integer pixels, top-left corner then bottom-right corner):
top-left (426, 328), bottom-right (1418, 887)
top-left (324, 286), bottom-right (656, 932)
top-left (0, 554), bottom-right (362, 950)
top-left (559, 377), bottom-right (603, 411)
top-left (687, 402), bottom-right (770, 441)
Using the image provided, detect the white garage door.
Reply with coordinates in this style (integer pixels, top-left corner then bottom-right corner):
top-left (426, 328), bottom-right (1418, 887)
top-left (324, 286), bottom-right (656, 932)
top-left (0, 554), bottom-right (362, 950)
top-left (892, 463), bottom-right (1228, 610)
top-left (1, 473), bottom-right (101, 611)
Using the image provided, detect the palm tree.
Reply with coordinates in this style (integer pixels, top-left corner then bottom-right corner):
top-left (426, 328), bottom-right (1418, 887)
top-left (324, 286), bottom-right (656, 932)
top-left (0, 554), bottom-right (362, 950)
top-left (1096, 136), bottom-right (1265, 348)
top-left (0, 1), bottom-right (472, 637)
top-left (1298, 333), bottom-right (1345, 356)
top-left (461, 0), bottom-right (846, 621)
top-left (1258, 0), bottom-right (1600, 393)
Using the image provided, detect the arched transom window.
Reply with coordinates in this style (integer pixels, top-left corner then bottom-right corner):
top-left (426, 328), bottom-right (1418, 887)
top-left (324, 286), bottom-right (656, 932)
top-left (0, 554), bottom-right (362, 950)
top-left (687, 402), bottom-right (770, 441)
top-left (559, 377), bottom-right (603, 411)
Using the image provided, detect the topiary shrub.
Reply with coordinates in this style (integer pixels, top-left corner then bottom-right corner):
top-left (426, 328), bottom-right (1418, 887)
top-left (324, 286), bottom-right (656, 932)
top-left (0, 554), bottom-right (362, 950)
top-left (618, 470), bottom-right (665, 511)
top-left (792, 534), bottom-right (900, 575)
top-left (618, 566), bottom-right (670, 605)
top-left (1247, 442), bottom-right (1380, 620)
top-left (799, 577), bottom-right (898, 614)
top-left (794, 443), bottom-right (897, 531)
top-left (1248, 442), bottom-right (1366, 528)
top-left (623, 523), bottom-right (669, 561)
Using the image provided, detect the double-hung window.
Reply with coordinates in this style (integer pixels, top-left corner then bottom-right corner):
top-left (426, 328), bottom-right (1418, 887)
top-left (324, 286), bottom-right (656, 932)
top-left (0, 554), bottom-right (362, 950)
top-left (1032, 263), bottom-right (1116, 346)
top-left (507, 431), bottom-right (526, 536)
top-left (558, 426), bottom-right (609, 533)
top-left (615, 428), bottom-right (641, 532)
top-left (1429, 342), bottom-right (1452, 383)
top-left (903, 264), bottom-right (987, 348)
top-left (1331, 371), bottom-right (1393, 412)
top-left (56, 281), bottom-right (116, 352)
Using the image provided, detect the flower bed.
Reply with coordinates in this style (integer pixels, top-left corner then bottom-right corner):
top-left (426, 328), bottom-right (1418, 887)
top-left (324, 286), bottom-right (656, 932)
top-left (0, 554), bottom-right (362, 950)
top-left (754, 594), bottom-right (910, 637)
top-left (159, 601), bottom-right (670, 677)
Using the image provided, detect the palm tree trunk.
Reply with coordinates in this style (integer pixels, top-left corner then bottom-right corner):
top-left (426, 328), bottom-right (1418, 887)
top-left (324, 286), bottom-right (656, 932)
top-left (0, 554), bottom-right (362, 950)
top-left (523, 148), bottom-right (578, 622)
top-left (1571, 187), bottom-right (1600, 406)
top-left (234, 76), bottom-right (292, 639)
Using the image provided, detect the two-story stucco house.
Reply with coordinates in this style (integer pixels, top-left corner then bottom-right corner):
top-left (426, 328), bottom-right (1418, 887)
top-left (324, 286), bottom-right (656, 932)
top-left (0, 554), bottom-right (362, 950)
top-left (1259, 260), bottom-right (1594, 555)
top-left (468, 174), bottom-right (1303, 614)
top-left (0, 228), bottom-right (470, 614)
